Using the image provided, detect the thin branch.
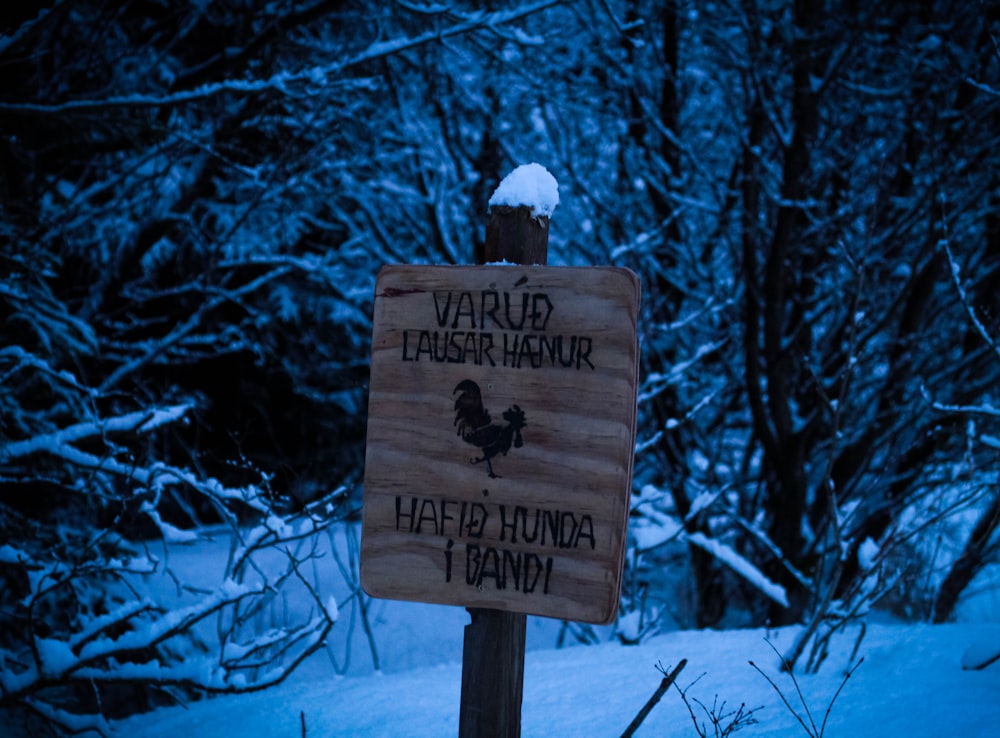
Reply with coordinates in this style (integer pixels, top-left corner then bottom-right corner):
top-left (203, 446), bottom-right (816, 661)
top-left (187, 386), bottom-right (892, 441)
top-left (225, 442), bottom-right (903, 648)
top-left (748, 658), bottom-right (815, 737)
top-left (0, 406), bottom-right (186, 460)
top-left (0, 1), bottom-right (562, 115)
top-left (99, 265), bottom-right (293, 393)
top-left (620, 659), bottom-right (687, 738)
top-left (596, 0), bottom-right (645, 43)
top-left (938, 200), bottom-right (1000, 361)
top-left (921, 386), bottom-right (1000, 420)
top-left (819, 657), bottom-right (863, 737)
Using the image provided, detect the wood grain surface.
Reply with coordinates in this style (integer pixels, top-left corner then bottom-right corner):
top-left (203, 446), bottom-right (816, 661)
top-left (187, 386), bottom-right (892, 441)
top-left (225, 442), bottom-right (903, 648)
top-left (361, 264), bottom-right (639, 624)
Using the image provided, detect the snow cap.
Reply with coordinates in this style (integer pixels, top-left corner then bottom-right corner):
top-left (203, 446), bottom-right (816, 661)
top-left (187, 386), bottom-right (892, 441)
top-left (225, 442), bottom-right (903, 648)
top-left (489, 162), bottom-right (559, 218)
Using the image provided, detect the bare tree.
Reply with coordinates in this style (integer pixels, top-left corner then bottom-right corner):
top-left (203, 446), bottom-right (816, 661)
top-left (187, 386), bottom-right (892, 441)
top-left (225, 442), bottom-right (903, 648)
top-left (0, 0), bottom-right (567, 731)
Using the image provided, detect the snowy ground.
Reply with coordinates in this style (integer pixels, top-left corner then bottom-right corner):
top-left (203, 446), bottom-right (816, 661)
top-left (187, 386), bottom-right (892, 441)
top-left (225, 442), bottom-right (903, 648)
top-left (118, 618), bottom-right (1000, 737)
top-left (5, 526), bottom-right (1000, 736)
top-left (127, 526), bottom-right (1000, 737)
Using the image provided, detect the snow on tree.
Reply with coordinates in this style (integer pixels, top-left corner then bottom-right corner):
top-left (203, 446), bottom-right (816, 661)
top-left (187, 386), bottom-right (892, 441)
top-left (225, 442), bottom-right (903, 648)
top-left (2, 1), bottom-right (1000, 730)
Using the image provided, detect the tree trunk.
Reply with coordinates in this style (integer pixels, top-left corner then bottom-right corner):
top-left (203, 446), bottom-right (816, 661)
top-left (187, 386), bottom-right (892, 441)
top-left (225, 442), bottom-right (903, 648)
top-left (933, 489), bottom-right (1000, 623)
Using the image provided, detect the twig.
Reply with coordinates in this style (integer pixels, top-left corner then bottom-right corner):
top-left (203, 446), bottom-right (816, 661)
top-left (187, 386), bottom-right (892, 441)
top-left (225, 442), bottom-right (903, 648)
top-left (750, 640), bottom-right (863, 738)
top-left (0, 2), bottom-right (562, 115)
top-left (819, 657), bottom-right (864, 737)
top-left (938, 197), bottom-right (1000, 361)
top-left (749, 660), bottom-right (815, 737)
top-left (620, 659), bottom-right (687, 738)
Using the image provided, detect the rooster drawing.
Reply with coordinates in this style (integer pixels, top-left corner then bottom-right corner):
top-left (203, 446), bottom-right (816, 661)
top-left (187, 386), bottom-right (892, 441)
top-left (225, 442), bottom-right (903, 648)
top-left (453, 379), bottom-right (526, 478)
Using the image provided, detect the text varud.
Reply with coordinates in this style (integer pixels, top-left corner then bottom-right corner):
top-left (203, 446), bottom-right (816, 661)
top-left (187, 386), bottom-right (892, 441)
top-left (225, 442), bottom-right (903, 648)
top-left (399, 289), bottom-right (596, 370)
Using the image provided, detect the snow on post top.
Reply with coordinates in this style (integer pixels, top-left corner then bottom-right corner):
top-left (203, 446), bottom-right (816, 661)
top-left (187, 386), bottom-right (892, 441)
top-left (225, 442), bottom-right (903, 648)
top-left (488, 162), bottom-right (559, 218)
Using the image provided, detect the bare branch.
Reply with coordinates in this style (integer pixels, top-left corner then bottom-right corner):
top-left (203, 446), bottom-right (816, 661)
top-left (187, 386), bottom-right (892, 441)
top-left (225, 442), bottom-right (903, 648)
top-left (0, 1), bottom-right (562, 115)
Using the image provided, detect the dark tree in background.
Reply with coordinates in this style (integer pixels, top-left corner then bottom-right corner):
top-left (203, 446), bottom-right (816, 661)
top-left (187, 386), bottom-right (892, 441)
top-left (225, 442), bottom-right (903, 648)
top-left (1, 0), bottom-right (999, 730)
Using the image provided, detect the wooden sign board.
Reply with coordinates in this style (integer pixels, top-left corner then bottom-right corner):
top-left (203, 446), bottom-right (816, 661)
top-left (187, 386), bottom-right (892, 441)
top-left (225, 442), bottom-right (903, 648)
top-left (360, 264), bottom-right (639, 624)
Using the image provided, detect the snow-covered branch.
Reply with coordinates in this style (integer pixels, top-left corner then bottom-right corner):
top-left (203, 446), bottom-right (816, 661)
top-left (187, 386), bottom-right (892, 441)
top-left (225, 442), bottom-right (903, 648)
top-left (0, 405), bottom-right (271, 523)
top-left (99, 264), bottom-right (294, 393)
top-left (939, 234), bottom-right (1000, 361)
top-left (638, 341), bottom-right (726, 403)
top-left (0, 502), bottom-right (341, 732)
top-left (920, 386), bottom-right (1000, 421)
top-left (0, 405), bottom-right (191, 462)
top-left (0, 1), bottom-right (561, 116)
top-left (686, 532), bottom-right (789, 608)
top-left (3, 571), bottom-right (334, 699)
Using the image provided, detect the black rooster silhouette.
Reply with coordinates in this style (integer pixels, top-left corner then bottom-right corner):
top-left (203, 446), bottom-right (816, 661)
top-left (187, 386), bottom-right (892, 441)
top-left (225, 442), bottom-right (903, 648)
top-left (453, 379), bottom-right (526, 478)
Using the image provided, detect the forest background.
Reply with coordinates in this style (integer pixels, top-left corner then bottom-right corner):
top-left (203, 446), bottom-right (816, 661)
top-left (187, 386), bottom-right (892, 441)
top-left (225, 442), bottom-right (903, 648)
top-left (1, 1), bottom-right (999, 734)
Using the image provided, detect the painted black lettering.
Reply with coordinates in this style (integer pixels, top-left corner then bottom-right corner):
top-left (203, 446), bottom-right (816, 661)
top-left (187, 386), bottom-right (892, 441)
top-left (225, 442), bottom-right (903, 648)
top-left (444, 539), bottom-right (454, 582)
top-left (523, 554), bottom-right (543, 593)
top-left (503, 549), bottom-right (522, 591)
top-left (481, 291), bottom-right (503, 329)
top-left (461, 332), bottom-right (478, 365)
top-left (529, 293), bottom-right (554, 331)
top-left (542, 508), bottom-right (559, 546)
top-left (447, 331), bottom-right (459, 362)
top-left (518, 334), bottom-right (540, 368)
top-left (432, 292), bottom-right (453, 328)
top-left (499, 505), bottom-right (517, 543)
top-left (415, 498), bottom-right (439, 534)
top-left (440, 499), bottom-right (456, 536)
top-left (578, 336), bottom-right (595, 370)
top-left (477, 547), bottom-right (502, 589)
top-left (558, 335), bottom-right (577, 368)
top-left (481, 332), bottom-right (496, 367)
top-left (578, 514), bottom-right (596, 549)
top-left (503, 334), bottom-right (519, 367)
top-left (559, 511), bottom-right (578, 548)
top-left (453, 291), bottom-right (476, 329)
top-left (518, 506), bottom-right (540, 544)
top-left (415, 331), bottom-right (434, 361)
top-left (432, 331), bottom-right (448, 362)
top-left (538, 334), bottom-right (558, 366)
top-left (394, 496), bottom-right (417, 533)
top-left (464, 503), bottom-right (488, 538)
top-left (504, 292), bottom-right (529, 330)
top-left (465, 543), bottom-right (480, 585)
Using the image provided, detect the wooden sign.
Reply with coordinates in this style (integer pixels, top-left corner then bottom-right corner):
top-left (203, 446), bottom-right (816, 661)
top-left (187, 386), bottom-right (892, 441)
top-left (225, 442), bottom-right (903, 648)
top-left (360, 264), bottom-right (639, 624)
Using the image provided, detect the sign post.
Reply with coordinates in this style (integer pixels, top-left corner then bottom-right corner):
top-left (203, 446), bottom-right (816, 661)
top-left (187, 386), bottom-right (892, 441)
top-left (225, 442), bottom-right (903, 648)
top-left (361, 164), bottom-right (639, 736)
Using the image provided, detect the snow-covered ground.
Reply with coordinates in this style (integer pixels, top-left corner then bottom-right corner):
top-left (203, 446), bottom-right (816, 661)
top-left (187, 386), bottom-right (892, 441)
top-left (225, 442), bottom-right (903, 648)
top-left (127, 525), bottom-right (1000, 737)
top-left (119, 618), bottom-right (1000, 737)
top-left (5, 525), bottom-right (999, 736)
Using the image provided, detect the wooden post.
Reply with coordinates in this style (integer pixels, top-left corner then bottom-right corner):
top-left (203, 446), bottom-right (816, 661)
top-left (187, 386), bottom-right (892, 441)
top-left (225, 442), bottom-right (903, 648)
top-left (458, 608), bottom-right (527, 738)
top-left (458, 202), bottom-right (548, 738)
top-left (482, 205), bottom-right (549, 266)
